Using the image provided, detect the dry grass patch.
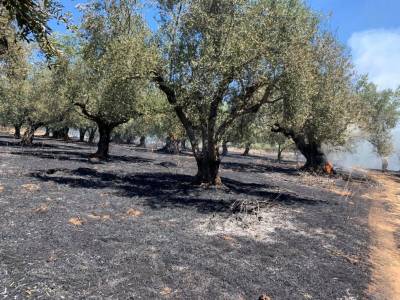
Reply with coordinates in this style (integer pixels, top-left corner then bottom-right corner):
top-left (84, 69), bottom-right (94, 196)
top-left (126, 208), bottom-right (143, 217)
top-left (87, 212), bottom-right (112, 221)
top-left (68, 217), bottom-right (85, 226)
top-left (160, 287), bottom-right (173, 296)
top-left (33, 203), bottom-right (49, 214)
top-left (298, 172), bottom-right (353, 199)
top-left (21, 183), bottom-right (40, 192)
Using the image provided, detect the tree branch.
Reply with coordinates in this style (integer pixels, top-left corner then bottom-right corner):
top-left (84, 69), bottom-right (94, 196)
top-left (215, 80), bottom-right (281, 141)
top-left (152, 73), bottom-right (200, 153)
top-left (74, 102), bottom-right (99, 122)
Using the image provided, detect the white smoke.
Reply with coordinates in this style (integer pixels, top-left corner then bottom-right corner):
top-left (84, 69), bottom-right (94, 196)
top-left (327, 127), bottom-right (400, 171)
top-left (326, 28), bottom-right (400, 171)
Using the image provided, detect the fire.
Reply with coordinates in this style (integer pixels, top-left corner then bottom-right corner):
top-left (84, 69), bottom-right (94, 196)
top-left (323, 162), bottom-right (334, 175)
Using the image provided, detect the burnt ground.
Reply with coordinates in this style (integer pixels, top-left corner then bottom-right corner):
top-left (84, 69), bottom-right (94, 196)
top-left (0, 134), bottom-right (374, 299)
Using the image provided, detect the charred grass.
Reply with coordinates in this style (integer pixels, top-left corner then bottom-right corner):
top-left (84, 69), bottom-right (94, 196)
top-left (0, 135), bottom-right (373, 299)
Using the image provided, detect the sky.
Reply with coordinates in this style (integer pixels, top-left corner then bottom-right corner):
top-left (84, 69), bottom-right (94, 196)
top-left (308, 0), bottom-right (400, 90)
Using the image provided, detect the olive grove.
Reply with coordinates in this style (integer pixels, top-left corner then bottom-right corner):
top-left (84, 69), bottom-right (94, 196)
top-left (0, 0), bottom-right (398, 183)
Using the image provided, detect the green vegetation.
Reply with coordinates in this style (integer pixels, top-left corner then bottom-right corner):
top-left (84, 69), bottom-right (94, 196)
top-left (358, 80), bottom-right (400, 168)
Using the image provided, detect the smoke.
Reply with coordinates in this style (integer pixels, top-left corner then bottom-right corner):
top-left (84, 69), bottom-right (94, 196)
top-left (327, 125), bottom-right (400, 171)
top-left (328, 29), bottom-right (400, 171)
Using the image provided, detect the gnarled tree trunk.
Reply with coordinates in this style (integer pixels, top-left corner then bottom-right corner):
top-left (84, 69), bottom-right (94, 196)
top-left (160, 134), bottom-right (180, 154)
top-left (88, 128), bottom-right (97, 144)
top-left (21, 120), bottom-right (41, 146)
top-left (21, 126), bottom-right (35, 146)
top-left (154, 74), bottom-right (226, 186)
top-left (289, 136), bottom-right (330, 173)
top-left (299, 143), bottom-right (328, 172)
top-left (181, 138), bottom-right (188, 151)
top-left (272, 124), bottom-right (332, 174)
top-left (242, 142), bottom-right (251, 156)
top-left (13, 124), bottom-right (21, 139)
top-left (277, 143), bottom-right (283, 162)
top-left (79, 128), bottom-right (86, 142)
top-left (138, 136), bottom-right (146, 148)
top-left (221, 140), bottom-right (228, 156)
top-left (93, 123), bottom-right (113, 159)
top-left (194, 148), bottom-right (222, 185)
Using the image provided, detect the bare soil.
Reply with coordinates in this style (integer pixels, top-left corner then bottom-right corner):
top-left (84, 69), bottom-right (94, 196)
top-left (366, 172), bottom-right (400, 300)
top-left (0, 134), bottom-right (382, 299)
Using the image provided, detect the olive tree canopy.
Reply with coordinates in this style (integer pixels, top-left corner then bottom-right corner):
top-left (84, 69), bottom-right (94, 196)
top-left (71, 0), bottom-right (158, 158)
top-left (359, 80), bottom-right (400, 165)
top-left (0, 0), bottom-right (66, 58)
top-left (154, 0), bottom-right (319, 184)
top-left (271, 33), bottom-right (358, 173)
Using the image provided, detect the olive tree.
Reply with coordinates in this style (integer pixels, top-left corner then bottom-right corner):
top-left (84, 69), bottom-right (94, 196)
top-left (20, 61), bottom-right (72, 145)
top-left (270, 33), bottom-right (358, 173)
top-left (222, 113), bottom-right (262, 156)
top-left (72, 0), bottom-right (157, 158)
top-left (153, 0), bottom-right (318, 185)
top-left (266, 131), bottom-right (293, 162)
top-left (113, 90), bottom-right (186, 153)
top-left (359, 81), bottom-right (400, 169)
top-left (0, 31), bottom-right (69, 145)
top-left (0, 32), bottom-right (30, 138)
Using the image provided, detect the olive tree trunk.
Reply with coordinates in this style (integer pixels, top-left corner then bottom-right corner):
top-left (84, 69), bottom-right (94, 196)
top-left (242, 143), bottom-right (251, 156)
top-left (221, 140), bottom-right (228, 156)
top-left (93, 123), bottom-right (114, 159)
top-left (181, 138), bottom-right (188, 151)
top-left (160, 135), bottom-right (180, 154)
top-left (21, 121), bottom-right (40, 146)
top-left (272, 124), bottom-right (332, 174)
top-left (295, 140), bottom-right (329, 172)
top-left (277, 144), bottom-right (283, 162)
top-left (194, 147), bottom-right (222, 185)
top-left (138, 136), bottom-right (146, 148)
top-left (13, 124), bottom-right (21, 139)
top-left (88, 128), bottom-right (97, 144)
top-left (381, 158), bottom-right (388, 172)
top-left (79, 128), bottom-right (87, 142)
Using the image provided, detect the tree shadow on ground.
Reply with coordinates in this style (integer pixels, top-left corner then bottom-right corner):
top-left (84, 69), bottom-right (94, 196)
top-left (10, 150), bottom-right (154, 164)
top-left (0, 139), bottom-right (73, 150)
top-left (222, 160), bottom-right (299, 176)
top-left (32, 168), bottom-right (324, 214)
top-left (107, 154), bottom-right (154, 164)
top-left (11, 150), bottom-right (91, 162)
top-left (0, 137), bottom-right (91, 151)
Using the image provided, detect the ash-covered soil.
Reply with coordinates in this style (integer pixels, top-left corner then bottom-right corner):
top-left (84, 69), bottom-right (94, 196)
top-left (0, 134), bottom-right (373, 299)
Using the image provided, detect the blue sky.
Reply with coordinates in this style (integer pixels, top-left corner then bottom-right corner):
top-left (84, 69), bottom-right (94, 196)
top-left (52, 0), bottom-right (400, 89)
top-left (308, 0), bottom-right (400, 41)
